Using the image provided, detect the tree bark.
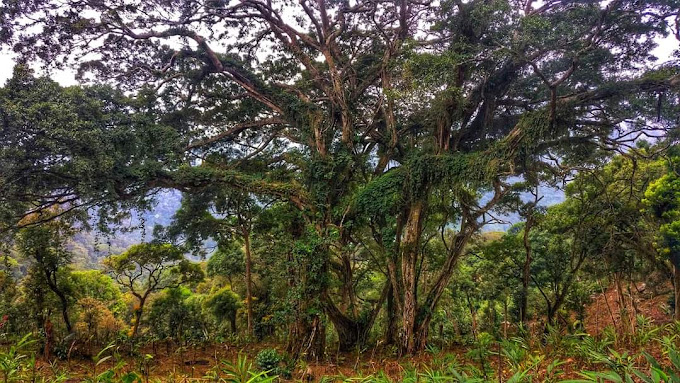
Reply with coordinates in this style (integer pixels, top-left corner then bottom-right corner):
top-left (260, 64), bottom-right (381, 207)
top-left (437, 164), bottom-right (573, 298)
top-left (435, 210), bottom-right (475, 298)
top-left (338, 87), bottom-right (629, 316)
top-left (615, 272), bottom-right (631, 334)
top-left (131, 296), bottom-right (146, 339)
top-left (324, 283), bottom-right (388, 352)
top-left (385, 284), bottom-right (397, 345)
top-left (674, 263), bottom-right (680, 321)
top-left (44, 268), bottom-right (72, 333)
top-left (521, 218), bottom-right (533, 324)
top-left (400, 200), bottom-right (426, 354)
top-left (230, 311), bottom-right (237, 334)
top-left (243, 229), bottom-right (254, 337)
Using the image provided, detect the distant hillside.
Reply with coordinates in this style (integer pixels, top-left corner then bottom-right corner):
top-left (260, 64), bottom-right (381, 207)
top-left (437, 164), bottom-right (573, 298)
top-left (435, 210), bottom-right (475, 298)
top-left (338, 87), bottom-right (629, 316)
top-left (68, 187), bottom-right (565, 268)
top-left (484, 184), bottom-right (565, 231)
top-left (68, 190), bottom-right (183, 268)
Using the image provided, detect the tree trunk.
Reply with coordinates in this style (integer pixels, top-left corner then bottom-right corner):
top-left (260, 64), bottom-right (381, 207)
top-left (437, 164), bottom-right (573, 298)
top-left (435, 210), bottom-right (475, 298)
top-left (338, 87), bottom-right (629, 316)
top-left (385, 284), bottom-right (397, 345)
top-left (325, 283), bottom-right (388, 352)
top-left (60, 301), bottom-right (72, 334)
top-left (400, 200), bottom-right (426, 354)
top-left (243, 229), bottom-right (254, 337)
top-left (521, 219), bottom-right (533, 324)
top-left (286, 235), bottom-right (329, 361)
top-left (44, 269), bottom-right (72, 333)
top-left (547, 303), bottom-right (557, 326)
top-left (287, 314), bottom-right (325, 361)
top-left (674, 263), bottom-right (680, 321)
top-left (615, 272), bottom-right (631, 334)
top-left (131, 297), bottom-right (146, 339)
top-left (410, 221), bottom-right (477, 353)
top-left (327, 313), bottom-right (367, 352)
top-left (230, 312), bottom-right (237, 334)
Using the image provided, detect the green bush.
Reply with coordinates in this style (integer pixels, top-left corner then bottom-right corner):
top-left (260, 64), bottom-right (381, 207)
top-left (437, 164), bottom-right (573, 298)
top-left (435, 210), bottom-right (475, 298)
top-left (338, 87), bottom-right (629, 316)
top-left (255, 348), bottom-right (281, 374)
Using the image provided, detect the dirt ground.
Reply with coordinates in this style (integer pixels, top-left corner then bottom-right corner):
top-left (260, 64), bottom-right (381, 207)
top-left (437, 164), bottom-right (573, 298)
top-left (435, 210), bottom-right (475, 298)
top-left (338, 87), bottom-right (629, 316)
top-left (584, 281), bottom-right (673, 335)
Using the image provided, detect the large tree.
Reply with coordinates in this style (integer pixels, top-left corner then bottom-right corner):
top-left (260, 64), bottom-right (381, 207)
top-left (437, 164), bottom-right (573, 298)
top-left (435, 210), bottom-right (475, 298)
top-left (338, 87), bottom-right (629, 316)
top-left (1, 0), bottom-right (679, 354)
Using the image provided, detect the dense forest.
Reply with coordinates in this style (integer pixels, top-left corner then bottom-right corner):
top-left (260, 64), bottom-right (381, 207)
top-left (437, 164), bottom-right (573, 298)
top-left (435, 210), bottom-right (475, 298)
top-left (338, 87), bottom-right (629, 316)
top-left (0, 0), bottom-right (679, 381)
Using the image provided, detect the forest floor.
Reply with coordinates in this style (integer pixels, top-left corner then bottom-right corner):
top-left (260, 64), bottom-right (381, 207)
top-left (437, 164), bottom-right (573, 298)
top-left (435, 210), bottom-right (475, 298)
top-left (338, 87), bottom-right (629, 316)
top-left (29, 283), bottom-right (676, 382)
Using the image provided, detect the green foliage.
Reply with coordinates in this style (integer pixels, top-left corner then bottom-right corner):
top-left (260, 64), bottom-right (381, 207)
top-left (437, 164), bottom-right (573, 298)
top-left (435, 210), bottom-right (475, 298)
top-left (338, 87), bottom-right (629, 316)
top-left (254, 348), bottom-right (281, 374)
top-left (206, 353), bottom-right (277, 383)
top-left (0, 333), bottom-right (34, 383)
top-left (147, 287), bottom-right (208, 343)
top-left (208, 243), bottom-right (246, 280)
top-left (645, 168), bottom-right (680, 266)
top-left (104, 243), bottom-right (204, 294)
top-left (562, 338), bottom-right (680, 383)
top-left (206, 287), bottom-right (240, 333)
top-left (69, 270), bottom-right (125, 315)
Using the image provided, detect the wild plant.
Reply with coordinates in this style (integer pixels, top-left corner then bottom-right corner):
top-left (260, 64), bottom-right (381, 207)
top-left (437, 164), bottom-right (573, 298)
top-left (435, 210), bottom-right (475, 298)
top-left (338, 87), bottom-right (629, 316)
top-left (499, 337), bottom-right (529, 372)
top-left (572, 333), bottom-right (613, 363)
top-left (446, 368), bottom-right (485, 383)
top-left (0, 333), bottom-right (34, 383)
top-left (82, 342), bottom-right (141, 383)
top-left (415, 366), bottom-right (457, 382)
top-left (205, 353), bottom-right (276, 383)
top-left (319, 372), bottom-right (391, 383)
top-left (465, 332), bottom-right (494, 376)
top-left (561, 338), bottom-right (680, 383)
top-left (632, 315), bottom-right (662, 346)
top-left (543, 359), bottom-right (566, 383)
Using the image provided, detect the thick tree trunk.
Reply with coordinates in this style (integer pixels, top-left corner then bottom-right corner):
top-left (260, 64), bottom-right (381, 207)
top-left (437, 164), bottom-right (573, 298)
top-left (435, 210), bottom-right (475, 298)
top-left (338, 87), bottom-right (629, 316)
top-left (325, 283), bottom-right (388, 352)
top-left (287, 314), bottom-right (325, 361)
top-left (327, 313), bottom-right (367, 352)
top-left (400, 200), bottom-right (426, 354)
top-left (243, 229), bottom-right (254, 337)
top-left (338, 255), bottom-right (358, 317)
top-left (414, 316), bottom-right (432, 352)
top-left (410, 221), bottom-right (477, 353)
top-left (287, 229), bottom-right (329, 361)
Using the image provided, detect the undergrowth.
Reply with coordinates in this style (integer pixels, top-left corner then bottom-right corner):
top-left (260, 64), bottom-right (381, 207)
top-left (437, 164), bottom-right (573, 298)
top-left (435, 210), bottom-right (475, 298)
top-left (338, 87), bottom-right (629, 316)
top-left (0, 322), bottom-right (678, 382)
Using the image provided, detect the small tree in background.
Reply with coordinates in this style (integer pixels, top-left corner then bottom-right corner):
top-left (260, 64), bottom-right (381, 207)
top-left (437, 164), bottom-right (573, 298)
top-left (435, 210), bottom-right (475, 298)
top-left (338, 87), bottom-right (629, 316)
top-left (645, 149), bottom-right (680, 321)
top-left (104, 243), bottom-right (204, 338)
top-left (206, 287), bottom-right (240, 335)
top-left (16, 214), bottom-right (75, 334)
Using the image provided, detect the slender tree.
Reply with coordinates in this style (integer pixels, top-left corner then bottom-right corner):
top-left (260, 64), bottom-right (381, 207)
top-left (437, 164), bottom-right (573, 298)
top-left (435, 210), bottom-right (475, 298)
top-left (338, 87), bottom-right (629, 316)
top-left (15, 214), bottom-right (75, 333)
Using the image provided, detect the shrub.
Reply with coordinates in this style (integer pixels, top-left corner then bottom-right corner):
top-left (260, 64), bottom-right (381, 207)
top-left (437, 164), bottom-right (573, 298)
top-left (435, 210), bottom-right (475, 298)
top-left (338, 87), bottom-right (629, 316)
top-left (255, 348), bottom-right (281, 374)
